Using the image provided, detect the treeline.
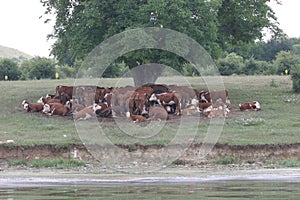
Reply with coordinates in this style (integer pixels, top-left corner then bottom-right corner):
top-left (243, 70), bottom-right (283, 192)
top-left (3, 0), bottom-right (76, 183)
top-left (1, 37), bottom-right (300, 87)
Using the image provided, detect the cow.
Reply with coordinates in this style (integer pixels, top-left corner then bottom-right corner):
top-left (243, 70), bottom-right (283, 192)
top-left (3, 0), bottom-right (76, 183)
top-left (22, 100), bottom-right (43, 112)
top-left (143, 83), bottom-right (170, 93)
top-left (69, 99), bottom-right (85, 113)
top-left (202, 100), bottom-right (230, 118)
top-left (128, 91), bottom-right (150, 116)
top-left (93, 102), bottom-right (112, 118)
top-left (149, 92), bottom-right (181, 115)
top-left (181, 105), bottom-right (199, 116)
top-left (198, 102), bottom-right (212, 112)
top-left (73, 106), bottom-right (96, 120)
top-left (42, 101), bottom-right (71, 116)
top-left (37, 96), bottom-right (61, 105)
top-left (168, 85), bottom-right (199, 108)
top-left (130, 113), bottom-right (147, 122)
top-left (199, 90), bottom-right (229, 104)
top-left (239, 101), bottom-right (261, 111)
top-left (148, 105), bottom-right (169, 120)
top-left (134, 86), bottom-right (153, 97)
top-left (56, 85), bottom-right (74, 98)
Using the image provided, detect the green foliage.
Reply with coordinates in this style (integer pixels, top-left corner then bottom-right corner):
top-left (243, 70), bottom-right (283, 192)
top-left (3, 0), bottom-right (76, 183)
top-left (41, 0), bottom-right (281, 81)
top-left (241, 57), bottom-right (275, 75)
top-left (7, 159), bottom-right (27, 166)
top-left (250, 38), bottom-right (296, 62)
top-left (217, 53), bottom-right (244, 75)
top-left (57, 65), bottom-right (77, 78)
top-left (293, 44), bottom-right (300, 55)
top-left (273, 51), bottom-right (300, 75)
top-left (30, 158), bottom-right (86, 168)
top-left (0, 58), bottom-right (21, 80)
top-left (21, 57), bottom-right (56, 80)
top-left (215, 156), bottom-right (238, 165)
top-left (291, 63), bottom-right (300, 93)
top-left (7, 158), bottom-right (86, 169)
top-left (217, 0), bottom-right (283, 52)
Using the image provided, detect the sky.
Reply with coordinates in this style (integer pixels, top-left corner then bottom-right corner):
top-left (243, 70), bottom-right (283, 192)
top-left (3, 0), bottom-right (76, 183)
top-left (0, 0), bottom-right (300, 58)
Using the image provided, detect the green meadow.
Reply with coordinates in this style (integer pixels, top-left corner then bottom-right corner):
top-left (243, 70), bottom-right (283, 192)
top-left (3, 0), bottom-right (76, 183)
top-left (0, 75), bottom-right (299, 146)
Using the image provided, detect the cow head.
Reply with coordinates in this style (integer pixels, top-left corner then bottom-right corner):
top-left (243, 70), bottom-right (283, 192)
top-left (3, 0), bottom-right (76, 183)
top-left (23, 102), bottom-right (29, 111)
top-left (42, 104), bottom-right (51, 113)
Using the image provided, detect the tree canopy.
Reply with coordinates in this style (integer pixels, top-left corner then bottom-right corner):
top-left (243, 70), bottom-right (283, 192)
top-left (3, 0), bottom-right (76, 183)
top-left (41, 0), bottom-right (282, 84)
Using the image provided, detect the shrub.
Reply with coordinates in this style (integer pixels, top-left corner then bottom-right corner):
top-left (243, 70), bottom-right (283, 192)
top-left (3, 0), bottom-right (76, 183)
top-left (21, 57), bottom-right (56, 80)
top-left (273, 51), bottom-right (300, 75)
top-left (291, 63), bottom-right (300, 93)
top-left (217, 53), bottom-right (244, 75)
top-left (0, 58), bottom-right (21, 80)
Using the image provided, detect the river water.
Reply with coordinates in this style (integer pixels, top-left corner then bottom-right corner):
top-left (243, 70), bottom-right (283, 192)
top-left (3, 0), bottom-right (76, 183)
top-left (1, 169), bottom-right (300, 199)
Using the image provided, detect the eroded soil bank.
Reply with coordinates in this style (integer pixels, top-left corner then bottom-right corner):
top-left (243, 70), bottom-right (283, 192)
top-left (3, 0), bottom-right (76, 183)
top-left (1, 143), bottom-right (300, 171)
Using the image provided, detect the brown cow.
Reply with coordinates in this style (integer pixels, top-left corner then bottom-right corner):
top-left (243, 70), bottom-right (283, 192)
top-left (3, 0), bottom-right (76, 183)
top-left (199, 90), bottom-right (229, 103)
top-left (73, 106), bottom-right (96, 120)
top-left (42, 101), bottom-right (71, 116)
top-left (22, 100), bottom-right (43, 112)
top-left (239, 101), bottom-right (261, 111)
top-left (149, 92), bottom-right (181, 115)
top-left (130, 113), bottom-right (147, 122)
top-left (149, 105), bottom-right (169, 120)
top-left (93, 102), bottom-right (112, 117)
top-left (37, 96), bottom-right (61, 105)
top-left (128, 91), bottom-right (150, 116)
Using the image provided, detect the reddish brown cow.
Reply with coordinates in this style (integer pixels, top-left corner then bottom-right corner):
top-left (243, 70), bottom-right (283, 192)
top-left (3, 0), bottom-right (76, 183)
top-left (93, 102), bottom-right (112, 117)
top-left (198, 102), bottom-right (212, 112)
top-left (149, 106), bottom-right (169, 120)
top-left (239, 101), bottom-right (261, 111)
top-left (56, 85), bottom-right (74, 98)
top-left (42, 101), bottom-right (71, 116)
top-left (73, 106), bottom-right (95, 120)
top-left (130, 113), bottom-right (147, 122)
top-left (134, 86), bottom-right (153, 97)
top-left (199, 90), bottom-right (229, 104)
top-left (37, 97), bottom-right (61, 104)
top-left (22, 100), bottom-right (43, 112)
top-left (149, 92), bottom-right (181, 115)
top-left (128, 91), bottom-right (150, 116)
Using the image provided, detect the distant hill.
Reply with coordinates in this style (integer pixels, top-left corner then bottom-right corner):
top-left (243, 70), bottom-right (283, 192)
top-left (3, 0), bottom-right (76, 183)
top-left (0, 45), bottom-right (32, 60)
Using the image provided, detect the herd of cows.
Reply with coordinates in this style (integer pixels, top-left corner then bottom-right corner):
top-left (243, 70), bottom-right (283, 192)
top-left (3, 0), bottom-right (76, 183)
top-left (21, 84), bottom-right (261, 122)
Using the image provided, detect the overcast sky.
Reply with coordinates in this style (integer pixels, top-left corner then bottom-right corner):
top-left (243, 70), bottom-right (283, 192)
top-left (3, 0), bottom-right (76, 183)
top-left (0, 0), bottom-right (299, 58)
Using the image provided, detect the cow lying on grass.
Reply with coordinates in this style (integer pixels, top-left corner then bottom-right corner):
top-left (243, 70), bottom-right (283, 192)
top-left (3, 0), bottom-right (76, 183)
top-left (239, 101), bottom-right (261, 111)
top-left (22, 100), bottom-right (43, 112)
top-left (42, 101), bottom-right (71, 116)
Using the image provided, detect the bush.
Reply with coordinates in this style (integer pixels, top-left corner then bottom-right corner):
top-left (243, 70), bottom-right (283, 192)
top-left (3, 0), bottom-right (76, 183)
top-left (291, 64), bottom-right (300, 93)
top-left (217, 53), bottom-right (244, 75)
top-left (241, 57), bottom-right (275, 75)
top-left (273, 51), bottom-right (300, 75)
top-left (21, 57), bottom-right (56, 80)
top-left (0, 58), bottom-right (21, 80)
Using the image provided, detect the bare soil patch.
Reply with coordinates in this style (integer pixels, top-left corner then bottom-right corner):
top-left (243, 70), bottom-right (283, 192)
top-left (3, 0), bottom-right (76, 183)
top-left (1, 142), bottom-right (300, 171)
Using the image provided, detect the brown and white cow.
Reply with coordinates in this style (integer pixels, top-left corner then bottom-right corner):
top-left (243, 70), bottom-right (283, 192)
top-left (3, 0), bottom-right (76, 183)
top-left (130, 113), bottom-right (147, 122)
top-left (37, 96), bottom-right (61, 105)
top-left (128, 91), bottom-right (150, 116)
top-left (22, 100), bottom-right (43, 112)
top-left (199, 90), bottom-right (229, 103)
top-left (42, 101), bottom-right (71, 116)
top-left (93, 102), bottom-right (112, 118)
top-left (73, 106), bottom-right (96, 120)
top-left (149, 92), bottom-right (181, 115)
top-left (239, 101), bottom-right (261, 111)
top-left (148, 105), bottom-right (169, 120)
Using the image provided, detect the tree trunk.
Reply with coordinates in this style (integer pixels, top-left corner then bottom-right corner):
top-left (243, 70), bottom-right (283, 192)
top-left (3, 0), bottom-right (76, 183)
top-left (130, 63), bottom-right (165, 86)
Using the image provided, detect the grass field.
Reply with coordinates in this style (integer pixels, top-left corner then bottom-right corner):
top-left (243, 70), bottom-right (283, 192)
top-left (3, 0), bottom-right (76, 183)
top-left (0, 75), bottom-right (299, 146)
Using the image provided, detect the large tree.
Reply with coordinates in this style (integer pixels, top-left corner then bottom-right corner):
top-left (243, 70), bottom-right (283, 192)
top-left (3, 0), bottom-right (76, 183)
top-left (41, 0), bottom-right (282, 85)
